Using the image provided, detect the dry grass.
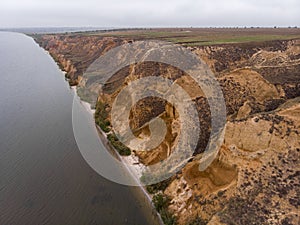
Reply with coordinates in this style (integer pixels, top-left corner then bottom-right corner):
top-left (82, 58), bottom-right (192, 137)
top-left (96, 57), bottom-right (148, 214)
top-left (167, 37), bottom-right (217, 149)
top-left (79, 27), bottom-right (300, 46)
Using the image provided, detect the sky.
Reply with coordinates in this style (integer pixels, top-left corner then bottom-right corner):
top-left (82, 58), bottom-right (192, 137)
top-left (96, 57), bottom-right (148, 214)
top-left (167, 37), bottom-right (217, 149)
top-left (0, 0), bottom-right (299, 28)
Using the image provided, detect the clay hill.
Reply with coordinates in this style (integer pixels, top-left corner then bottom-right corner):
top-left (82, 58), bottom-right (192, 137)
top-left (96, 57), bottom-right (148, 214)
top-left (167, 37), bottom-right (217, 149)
top-left (32, 28), bottom-right (300, 225)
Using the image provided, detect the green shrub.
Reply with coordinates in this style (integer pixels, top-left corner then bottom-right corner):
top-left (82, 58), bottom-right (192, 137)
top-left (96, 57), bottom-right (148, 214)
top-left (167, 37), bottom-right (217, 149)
top-left (95, 101), bottom-right (111, 133)
top-left (107, 133), bottom-right (131, 156)
top-left (152, 193), bottom-right (170, 212)
top-left (95, 101), bottom-right (109, 120)
top-left (160, 208), bottom-right (177, 225)
top-left (146, 179), bottom-right (172, 194)
top-left (95, 102), bottom-right (130, 154)
top-left (96, 119), bottom-right (111, 133)
top-left (152, 193), bottom-right (176, 225)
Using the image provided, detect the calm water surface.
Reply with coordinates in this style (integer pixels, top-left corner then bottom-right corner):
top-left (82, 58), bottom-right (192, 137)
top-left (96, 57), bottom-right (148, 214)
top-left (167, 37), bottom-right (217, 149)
top-left (0, 32), bottom-right (158, 225)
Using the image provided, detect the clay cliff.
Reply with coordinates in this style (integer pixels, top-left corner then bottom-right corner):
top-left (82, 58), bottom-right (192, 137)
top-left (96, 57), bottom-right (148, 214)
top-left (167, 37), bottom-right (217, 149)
top-left (33, 31), bottom-right (300, 225)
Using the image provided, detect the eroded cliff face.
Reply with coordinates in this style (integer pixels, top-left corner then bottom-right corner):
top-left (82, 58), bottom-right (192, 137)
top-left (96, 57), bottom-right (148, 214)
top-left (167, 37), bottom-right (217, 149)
top-left (33, 34), bottom-right (126, 85)
top-left (34, 34), bottom-right (300, 225)
top-left (166, 99), bottom-right (300, 224)
top-left (166, 41), bottom-right (300, 224)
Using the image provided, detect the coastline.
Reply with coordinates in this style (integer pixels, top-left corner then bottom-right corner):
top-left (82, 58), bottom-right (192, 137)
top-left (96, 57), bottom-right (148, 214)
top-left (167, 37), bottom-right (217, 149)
top-left (30, 31), bottom-right (300, 225)
top-left (95, 124), bottom-right (163, 225)
top-left (46, 50), bottom-right (163, 225)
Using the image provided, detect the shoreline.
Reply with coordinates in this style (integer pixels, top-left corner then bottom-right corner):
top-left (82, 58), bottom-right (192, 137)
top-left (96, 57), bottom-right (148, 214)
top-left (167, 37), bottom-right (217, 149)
top-left (94, 124), bottom-right (163, 225)
top-left (52, 57), bottom-right (163, 225)
top-left (30, 31), bottom-right (300, 225)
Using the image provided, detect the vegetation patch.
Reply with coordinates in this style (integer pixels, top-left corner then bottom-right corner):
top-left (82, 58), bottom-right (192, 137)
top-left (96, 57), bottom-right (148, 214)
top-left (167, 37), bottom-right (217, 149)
top-left (95, 100), bottom-right (130, 155)
top-left (95, 101), bottom-right (111, 133)
top-left (152, 193), bottom-right (176, 225)
top-left (146, 178), bottom-right (172, 194)
top-left (107, 133), bottom-right (131, 156)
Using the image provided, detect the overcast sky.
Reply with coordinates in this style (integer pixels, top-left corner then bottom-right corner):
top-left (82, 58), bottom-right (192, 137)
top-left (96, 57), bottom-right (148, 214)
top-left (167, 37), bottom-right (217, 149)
top-left (0, 0), bottom-right (299, 28)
